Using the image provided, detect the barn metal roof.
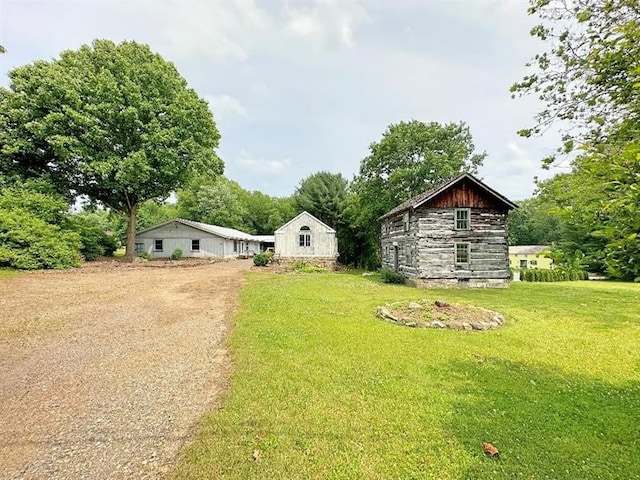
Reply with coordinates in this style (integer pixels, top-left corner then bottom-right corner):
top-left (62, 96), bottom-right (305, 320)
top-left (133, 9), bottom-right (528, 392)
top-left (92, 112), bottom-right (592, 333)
top-left (379, 172), bottom-right (518, 220)
top-left (136, 218), bottom-right (265, 241)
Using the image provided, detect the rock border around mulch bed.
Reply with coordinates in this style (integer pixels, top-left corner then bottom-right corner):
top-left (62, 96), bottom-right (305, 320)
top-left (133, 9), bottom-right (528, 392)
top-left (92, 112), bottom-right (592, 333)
top-left (375, 299), bottom-right (505, 331)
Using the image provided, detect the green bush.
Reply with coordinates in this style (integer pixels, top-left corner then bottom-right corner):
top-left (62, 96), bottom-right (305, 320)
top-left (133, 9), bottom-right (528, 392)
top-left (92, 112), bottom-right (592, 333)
top-left (0, 208), bottom-right (82, 270)
top-left (253, 252), bottom-right (270, 267)
top-left (520, 267), bottom-right (587, 282)
top-left (137, 251), bottom-right (152, 261)
top-left (66, 213), bottom-right (118, 260)
top-left (379, 268), bottom-right (405, 284)
top-left (291, 259), bottom-right (327, 273)
top-left (171, 248), bottom-right (184, 260)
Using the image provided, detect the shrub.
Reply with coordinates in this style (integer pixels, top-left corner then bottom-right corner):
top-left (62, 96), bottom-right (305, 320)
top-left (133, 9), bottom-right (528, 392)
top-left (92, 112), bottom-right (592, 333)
top-left (253, 253), bottom-right (270, 267)
top-left (0, 208), bottom-right (82, 270)
top-left (66, 213), bottom-right (118, 260)
top-left (291, 259), bottom-right (327, 273)
top-left (380, 268), bottom-right (405, 284)
top-left (520, 267), bottom-right (587, 282)
top-left (171, 248), bottom-right (184, 260)
top-left (137, 251), bottom-right (152, 261)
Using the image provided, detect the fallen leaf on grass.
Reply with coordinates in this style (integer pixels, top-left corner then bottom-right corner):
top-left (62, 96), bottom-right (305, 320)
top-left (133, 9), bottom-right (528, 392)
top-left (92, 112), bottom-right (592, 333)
top-left (483, 442), bottom-right (499, 457)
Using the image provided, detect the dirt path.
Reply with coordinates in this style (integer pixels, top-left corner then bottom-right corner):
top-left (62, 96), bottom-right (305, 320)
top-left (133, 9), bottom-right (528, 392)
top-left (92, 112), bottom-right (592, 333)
top-left (0, 259), bottom-right (251, 479)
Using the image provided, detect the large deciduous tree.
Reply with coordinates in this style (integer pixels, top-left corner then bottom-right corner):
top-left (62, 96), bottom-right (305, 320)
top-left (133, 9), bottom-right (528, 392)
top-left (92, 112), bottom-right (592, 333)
top-left (511, 0), bottom-right (640, 162)
top-left (512, 0), bottom-right (640, 281)
top-left (178, 176), bottom-right (250, 232)
top-left (0, 39), bottom-right (222, 260)
top-left (351, 120), bottom-right (486, 268)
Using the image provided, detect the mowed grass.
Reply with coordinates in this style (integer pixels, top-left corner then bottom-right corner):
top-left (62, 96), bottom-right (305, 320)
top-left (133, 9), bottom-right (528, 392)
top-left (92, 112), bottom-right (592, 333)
top-left (172, 273), bottom-right (640, 480)
top-left (0, 268), bottom-right (19, 279)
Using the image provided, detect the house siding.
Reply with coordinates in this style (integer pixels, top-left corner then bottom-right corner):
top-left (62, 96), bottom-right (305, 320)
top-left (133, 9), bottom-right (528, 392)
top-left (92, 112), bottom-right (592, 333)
top-left (275, 213), bottom-right (338, 259)
top-left (135, 221), bottom-right (259, 259)
top-left (380, 175), bottom-right (513, 288)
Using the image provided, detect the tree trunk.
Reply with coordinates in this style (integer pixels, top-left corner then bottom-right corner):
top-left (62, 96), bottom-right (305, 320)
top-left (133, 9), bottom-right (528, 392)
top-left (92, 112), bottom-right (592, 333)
top-left (124, 203), bottom-right (139, 262)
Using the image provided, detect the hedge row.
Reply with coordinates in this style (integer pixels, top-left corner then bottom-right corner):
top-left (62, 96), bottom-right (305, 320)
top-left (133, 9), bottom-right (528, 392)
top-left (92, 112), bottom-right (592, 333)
top-left (520, 268), bottom-right (589, 282)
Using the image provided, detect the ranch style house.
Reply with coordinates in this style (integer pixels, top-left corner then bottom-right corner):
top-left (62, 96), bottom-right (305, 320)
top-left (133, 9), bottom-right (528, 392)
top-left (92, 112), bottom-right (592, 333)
top-left (135, 218), bottom-right (274, 259)
top-left (379, 172), bottom-right (517, 288)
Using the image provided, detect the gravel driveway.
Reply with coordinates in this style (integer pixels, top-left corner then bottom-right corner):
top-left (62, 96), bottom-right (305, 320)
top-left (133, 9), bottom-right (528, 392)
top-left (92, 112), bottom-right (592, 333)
top-left (0, 259), bottom-right (251, 479)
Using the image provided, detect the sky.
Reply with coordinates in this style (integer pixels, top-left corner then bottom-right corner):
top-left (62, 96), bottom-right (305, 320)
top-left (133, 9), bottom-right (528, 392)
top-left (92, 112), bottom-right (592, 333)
top-left (0, 0), bottom-right (566, 201)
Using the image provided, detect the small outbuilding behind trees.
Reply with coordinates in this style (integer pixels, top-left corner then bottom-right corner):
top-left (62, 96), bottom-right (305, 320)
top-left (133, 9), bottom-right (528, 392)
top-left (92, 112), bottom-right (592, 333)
top-left (274, 211), bottom-right (338, 269)
top-left (379, 173), bottom-right (517, 288)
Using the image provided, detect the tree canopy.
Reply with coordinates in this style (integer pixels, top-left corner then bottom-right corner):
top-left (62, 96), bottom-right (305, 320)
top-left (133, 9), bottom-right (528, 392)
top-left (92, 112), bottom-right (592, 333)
top-left (351, 120), bottom-right (486, 268)
top-left (293, 172), bottom-right (348, 229)
top-left (511, 0), bottom-right (640, 281)
top-left (511, 0), bottom-right (640, 162)
top-left (0, 39), bottom-right (222, 260)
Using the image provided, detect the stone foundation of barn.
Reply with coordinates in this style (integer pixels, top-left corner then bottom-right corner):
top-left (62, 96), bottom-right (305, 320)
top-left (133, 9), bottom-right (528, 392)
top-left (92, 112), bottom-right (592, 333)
top-left (275, 256), bottom-right (338, 270)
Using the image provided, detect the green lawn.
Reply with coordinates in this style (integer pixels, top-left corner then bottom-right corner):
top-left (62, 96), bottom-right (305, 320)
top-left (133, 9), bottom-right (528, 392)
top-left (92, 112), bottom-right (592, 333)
top-left (0, 268), bottom-right (19, 279)
top-left (172, 273), bottom-right (640, 479)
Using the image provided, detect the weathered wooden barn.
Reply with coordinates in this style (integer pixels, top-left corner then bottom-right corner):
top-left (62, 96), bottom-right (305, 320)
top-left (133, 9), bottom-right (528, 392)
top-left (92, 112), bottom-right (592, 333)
top-left (274, 211), bottom-right (338, 268)
top-left (135, 219), bottom-right (272, 259)
top-left (379, 173), bottom-right (517, 288)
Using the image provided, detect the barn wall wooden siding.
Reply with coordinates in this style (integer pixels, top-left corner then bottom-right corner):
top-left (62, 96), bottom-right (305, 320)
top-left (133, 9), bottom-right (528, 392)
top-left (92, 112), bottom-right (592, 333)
top-left (136, 222), bottom-right (259, 259)
top-left (427, 180), bottom-right (502, 209)
top-left (381, 204), bottom-right (510, 287)
top-left (275, 216), bottom-right (338, 258)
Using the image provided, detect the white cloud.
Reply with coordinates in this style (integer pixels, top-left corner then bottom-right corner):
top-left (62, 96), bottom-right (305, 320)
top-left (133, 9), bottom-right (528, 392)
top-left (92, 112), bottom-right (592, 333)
top-left (479, 139), bottom-right (557, 200)
top-left (205, 94), bottom-right (248, 121)
top-left (284, 0), bottom-right (367, 51)
top-left (235, 150), bottom-right (292, 176)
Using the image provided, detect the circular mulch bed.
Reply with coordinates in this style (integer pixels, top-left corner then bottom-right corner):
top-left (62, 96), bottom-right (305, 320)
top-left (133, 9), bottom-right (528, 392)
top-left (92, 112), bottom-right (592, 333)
top-left (375, 299), bottom-right (505, 331)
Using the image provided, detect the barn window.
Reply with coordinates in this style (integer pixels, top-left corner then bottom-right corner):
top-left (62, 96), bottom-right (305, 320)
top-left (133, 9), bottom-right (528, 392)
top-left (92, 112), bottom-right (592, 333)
top-left (154, 239), bottom-right (163, 251)
top-left (299, 226), bottom-right (311, 247)
top-left (455, 243), bottom-right (469, 265)
top-left (455, 209), bottom-right (470, 230)
top-left (191, 239), bottom-right (200, 251)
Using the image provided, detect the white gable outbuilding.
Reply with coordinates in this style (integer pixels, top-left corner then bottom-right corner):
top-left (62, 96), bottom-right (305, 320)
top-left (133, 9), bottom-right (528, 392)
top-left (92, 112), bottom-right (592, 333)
top-left (135, 218), bottom-right (272, 259)
top-left (274, 212), bottom-right (338, 265)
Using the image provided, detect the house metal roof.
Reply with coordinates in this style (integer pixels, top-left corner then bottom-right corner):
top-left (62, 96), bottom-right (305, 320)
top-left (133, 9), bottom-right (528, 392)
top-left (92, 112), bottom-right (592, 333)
top-left (136, 218), bottom-right (265, 241)
top-left (379, 172), bottom-right (518, 220)
top-left (509, 245), bottom-right (551, 255)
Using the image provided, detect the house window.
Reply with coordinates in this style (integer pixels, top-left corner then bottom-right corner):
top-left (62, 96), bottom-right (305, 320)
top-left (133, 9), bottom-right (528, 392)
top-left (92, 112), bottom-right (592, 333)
top-left (233, 240), bottom-right (238, 253)
top-left (299, 226), bottom-right (311, 247)
top-left (135, 243), bottom-right (144, 253)
top-left (405, 245), bottom-right (412, 264)
top-left (456, 208), bottom-right (471, 230)
top-left (455, 243), bottom-right (470, 265)
top-left (154, 239), bottom-right (163, 251)
top-left (530, 259), bottom-right (537, 266)
top-left (520, 259), bottom-right (527, 268)
top-left (403, 212), bottom-right (410, 232)
top-left (455, 209), bottom-right (470, 230)
top-left (191, 239), bottom-right (200, 251)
